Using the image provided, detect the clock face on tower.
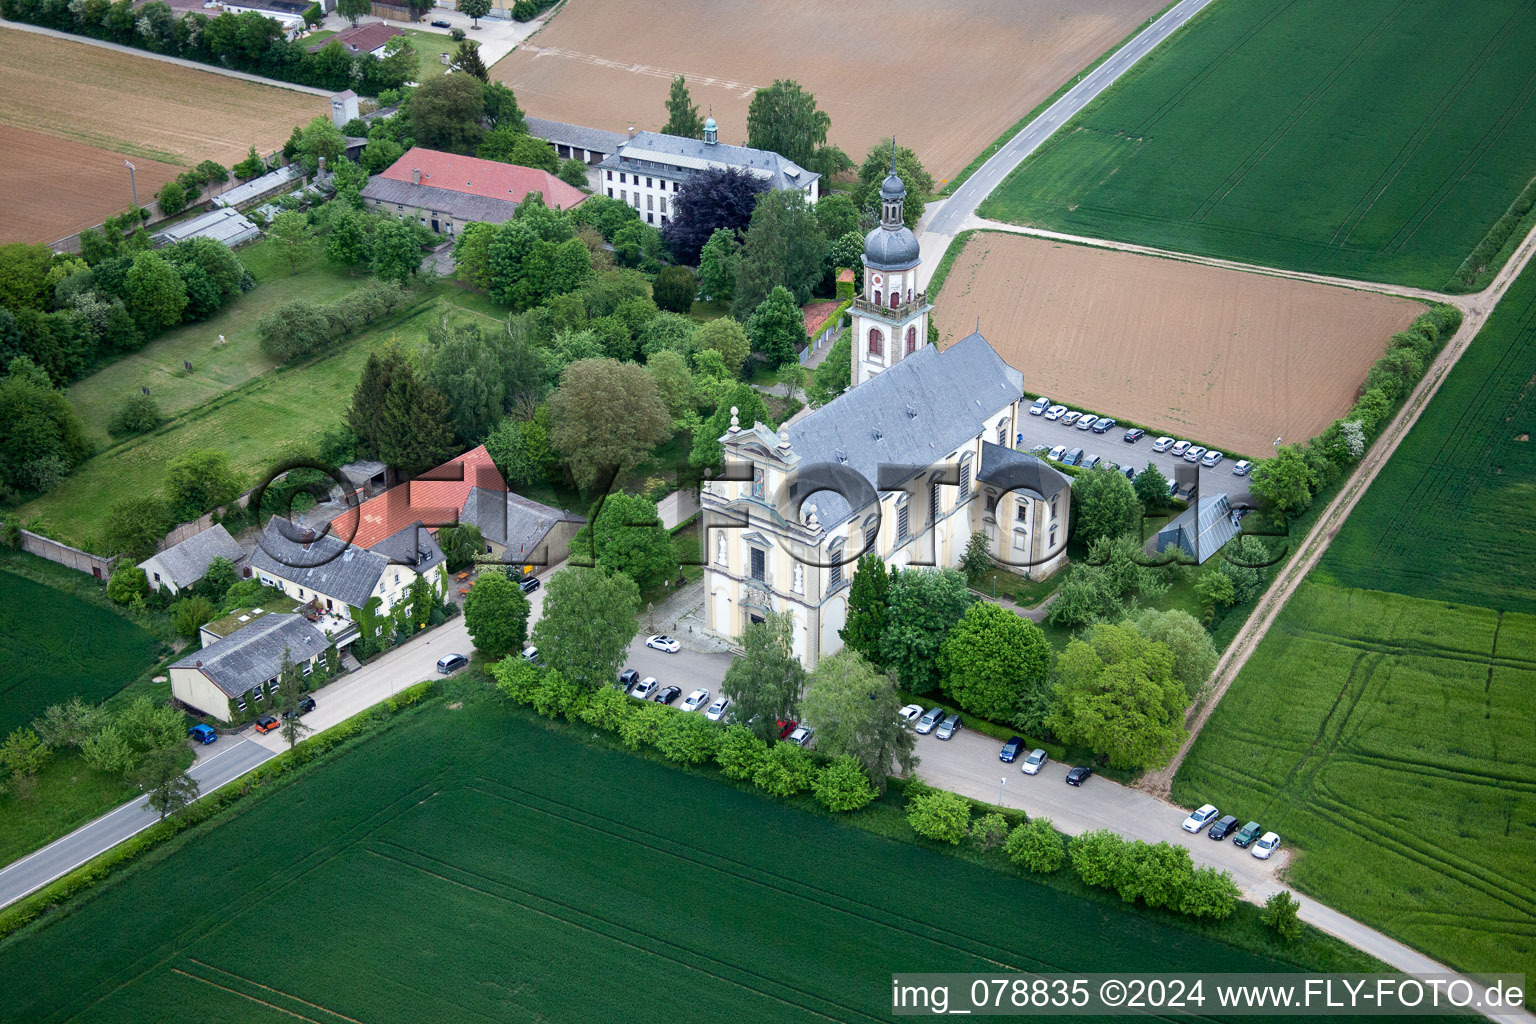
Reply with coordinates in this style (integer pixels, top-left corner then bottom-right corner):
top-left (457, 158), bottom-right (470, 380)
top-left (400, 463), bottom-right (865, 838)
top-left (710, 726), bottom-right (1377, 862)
top-left (871, 274), bottom-right (882, 286)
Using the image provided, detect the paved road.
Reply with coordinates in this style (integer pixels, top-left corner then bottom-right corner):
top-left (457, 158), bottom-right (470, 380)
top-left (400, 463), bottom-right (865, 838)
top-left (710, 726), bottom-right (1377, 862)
top-left (920, 0), bottom-right (1216, 247)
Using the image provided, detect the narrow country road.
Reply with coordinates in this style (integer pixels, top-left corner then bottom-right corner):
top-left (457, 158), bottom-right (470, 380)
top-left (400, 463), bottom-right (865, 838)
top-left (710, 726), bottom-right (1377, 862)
top-left (917, 0), bottom-right (1216, 285)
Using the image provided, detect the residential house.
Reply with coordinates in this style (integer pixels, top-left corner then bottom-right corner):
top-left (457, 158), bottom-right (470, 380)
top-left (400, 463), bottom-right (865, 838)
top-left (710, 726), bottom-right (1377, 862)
top-left (329, 445), bottom-right (506, 549)
top-left (137, 524), bottom-right (245, 595)
top-left (597, 118), bottom-right (819, 228)
top-left (459, 487), bottom-right (586, 569)
top-left (170, 613), bottom-right (330, 722)
top-left (308, 23), bottom-right (402, 57)
top-left (359, 148), bottom-right (588, 236)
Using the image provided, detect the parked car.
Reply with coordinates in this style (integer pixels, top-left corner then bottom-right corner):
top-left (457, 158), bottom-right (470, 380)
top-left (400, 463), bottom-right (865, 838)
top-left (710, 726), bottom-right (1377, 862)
top-left (915, 706), bottom-right (947, 734)
top-left (518, 575), bottom-right (540, 594)
top-left (1121, 464), bottom-right (1137, 480)
top-left (999, 736), bottom-right (1025, 762)
top-left (1092, 417), bottom-right (1116, 434)
top-left (429, 18), bottom-right (451, 26)
top-left (704, 697), bottom-right (730, 721)
top-left (1029, 443), bottom-right (1051, 457)
top-left (1184, 445), bottom-right (1207, 463)
top-left (1175, 480), bottom-right (1196, 500)
top-left (1233, 459), bottom-right (1252, 476)
top-left (1047, 445), bottom-right (1067, 462)
top-left (1167, 478), bottom-right (1180, 498)
top-left (630, 677), bottom-right (659, 701)
top-left (898, 704), bottom-right (924, 725)
top-left (1201, 450), bottom-right (1224, 468)
top-left (1075, 414), bottom-right (1098, 431)
top-left (653, 685), bottom-right (682, 705)
top-left (521, 645), bottom-right (540, 663)
top-left (1181, 803), bottom-right (1220, 833)
top-left (282, 696), bottom-right (316, 720)
top-left (253, 715), bottom-right (280, 734)
top-left (787, 725), bottom-right (814, 747)
top-left (1170, 440), bottom-right (1191, 457)
top-left (1252, 832), bottom-right (1282, 859)
top-left (436, 653), bottom-right (468, 674)
top-left (645, 634), bottom-right (681, 653)
top-left (1061, 410), bottom-right (1082, 426)
top-left (935, 713), bottom-right (962, 740)
top-left (1064, 766), bottom-right (1092, 786)
top-left (1044, 404), bottom-right (1068, 421)
top-left (1029, 396), bottom-right (1050, 415)
top-left (1152, 436), bottom-right (1176, 452)
top-left (1123, 428), bottom-right (1146, 443)
top-left (1021, 748), bottom-right (1049, 775)
top-left (617, 668), bottom-right (640, 691)
top-left (681, 688), bottom-right (710, 712)
top-left (188, 724), bottom-right (217, 745)
top-left (776, 719), bottom-right (798, 740)
top-left (1232, 821), bottom-right (1263, 848)
top-left (1207, 814), bottom-right (1239, 840)
top-left (1062, 447), bottom-right (1084, 466)
top-left (1080, 454), bottom-right (1101, 470)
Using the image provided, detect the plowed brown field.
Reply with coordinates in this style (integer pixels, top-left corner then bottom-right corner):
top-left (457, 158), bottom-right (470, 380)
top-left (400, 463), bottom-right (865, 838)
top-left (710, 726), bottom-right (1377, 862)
top-left (0, 28), bottom-right (327, 242)
top-left (492, 0), bottom-right (1167, 182)
top-left (933, 232), bottom-right (1424, 455)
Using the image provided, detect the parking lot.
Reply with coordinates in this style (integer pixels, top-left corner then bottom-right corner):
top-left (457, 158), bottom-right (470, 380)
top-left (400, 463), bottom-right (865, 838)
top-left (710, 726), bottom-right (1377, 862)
top-left (1016, 406), bottom-right (1256, 507)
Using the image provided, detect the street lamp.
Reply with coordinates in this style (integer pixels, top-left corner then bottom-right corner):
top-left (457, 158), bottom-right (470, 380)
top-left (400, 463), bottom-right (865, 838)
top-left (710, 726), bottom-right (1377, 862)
top-left (124, 160), bottom-right (138, 209)
top-left (1273, 436), bottom-right (1283, 453)
top-left (999, 776), bottom-right (1007, 805)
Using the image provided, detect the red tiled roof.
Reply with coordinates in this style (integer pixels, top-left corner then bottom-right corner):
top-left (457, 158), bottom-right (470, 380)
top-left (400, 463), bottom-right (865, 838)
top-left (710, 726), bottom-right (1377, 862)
top-left (378, 148), bottom-right (588, 210)
top-left (802, 300), bottom-right (840, 338)
top-left (330, 446), bottom-right (507, 550)
top-left (308, 21), bottom-right (403, 54)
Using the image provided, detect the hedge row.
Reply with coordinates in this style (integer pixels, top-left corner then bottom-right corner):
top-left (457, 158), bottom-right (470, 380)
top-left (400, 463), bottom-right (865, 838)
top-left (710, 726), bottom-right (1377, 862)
top-left (0, 679), bottom-right (440, 941)
top-left (1446, 174), bottom-right (1536, 292)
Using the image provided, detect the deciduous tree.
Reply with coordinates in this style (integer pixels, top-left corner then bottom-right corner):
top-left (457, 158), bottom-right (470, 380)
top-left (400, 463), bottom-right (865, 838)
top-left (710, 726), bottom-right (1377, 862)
top-left (652, 264), bottom-right (696, 313)
top-left (857, 138), bottom-right (934, 230)
top-left (732, 188), bottom-right (825, 317)
top-left (164, 448), bottom-right (244, 520)
top-left (1049, 622), bottom-right (1188, 770)
top-left (409, 72), bottom-right (486, 153)
top-left (906, 785), bottom-right (972, 844)
top-left (125, 251), bottom-right (188, 329)
top-left (530, 567), bottom-right (640, 689)
top-left (662, 167), bottom-right (767, 266)
top-left (743, 285), bottom-right (805, 367)
top-left (130, 746), bottom-right (198, 820)
top-left (459, 0), bottom-right (489, 26)
top-left (570, 492), bottom-right (677, 587)
top-left (267, 211), bottom-right (316, 274)
top-left (691, 316), bottom-right (749, 376)
top-left (839, 554), bottom-right (890, 667)
top-left (547, 358), bottom-right (671, 492)
top-left (746, 79), bottom-right (830, 170)
top-left (464, 571), bottom-right (533, 659)
top-left (937, 602), bottom-right (1052, 727)
top-left (721, 610), bottom-right (804, 743)
top-left (882, 568), bottom-right (972, 694)
top-left (695, 227), bottom-right (740, 303)
top-left (799, 649), bottom-right (914, 790)
top-left (1072, 464), bottom-right (1142, 546)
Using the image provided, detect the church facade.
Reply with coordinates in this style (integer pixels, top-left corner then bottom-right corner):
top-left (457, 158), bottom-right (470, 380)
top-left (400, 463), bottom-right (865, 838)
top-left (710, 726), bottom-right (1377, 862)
top-left (699, 159), bottom-right (1071, 667)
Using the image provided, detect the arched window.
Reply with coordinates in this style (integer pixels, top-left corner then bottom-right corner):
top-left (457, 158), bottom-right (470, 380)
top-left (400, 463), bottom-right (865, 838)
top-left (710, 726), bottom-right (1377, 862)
top-left (867, 328), bottom-right (883, 357)
top-left (873, 288), bottom-right (882, 306)
top-left (889, 291), bottom-right (899, 309)
top-left (905, 325), bottom-right (917, 354)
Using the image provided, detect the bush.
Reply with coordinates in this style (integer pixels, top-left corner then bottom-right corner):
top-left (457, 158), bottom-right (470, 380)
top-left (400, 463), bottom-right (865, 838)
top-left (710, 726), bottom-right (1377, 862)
top-left (156, 180), bottom-right (187, 218)
top-left (1177, 866), bottom-right (1240, 920)
top-left (970, 812), bottom-right (1010, 851)
top-left (557, 158), bottom-right (589, 189)
top-left (618, 700), bottom-right (669, 750)
top-left (492, 658), bottom-right (543, 705)
top-left (578, 686), bottom-right (632, 732)
top-left (530, 671), bottom-right (584, 719)
top-left (906, 786), bottom-right (972, 844)
top-left (811, 755), bottom-right (875, 812)
top-left (1068, 829), bottom-right (1126, 888)
top-left (1005, 818), bottom-right (1065, 873)
top-left (1261, 890), bottom-right (1302, 941)
top-left (655, 711), bottom-right (721, 765)
top-left (752, 740), bottom-right (815, 796)
top-left (105, 563), bottom-right (148, 605)
top-left (511, 0), bottom-right (535, 18)
top-left (107, 392), bottom-right (164, 437)
top-left (714, 725), bottom-right (768, 780)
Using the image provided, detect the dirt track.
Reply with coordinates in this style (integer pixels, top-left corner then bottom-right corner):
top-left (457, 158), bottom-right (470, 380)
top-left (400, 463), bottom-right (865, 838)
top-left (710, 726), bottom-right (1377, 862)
top-left (1141, 218), bottom-right (1536, 798)
top-left (492, 0), bottom-right (1167, 182)
top-left (933, 231), bottom-right (1423, 455)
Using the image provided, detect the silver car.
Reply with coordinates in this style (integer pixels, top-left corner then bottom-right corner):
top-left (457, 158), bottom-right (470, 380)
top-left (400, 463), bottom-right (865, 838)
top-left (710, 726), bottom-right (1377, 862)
top-left (1233, 459), bottom-right (1252, 476)
top-left (1075, 414), bottom-right (1098, 431)
top-left (681, 688), bottom-right (710, 712)
top-left (1021, 748), bottom-right (1048, 775)
top-left (630, 677), bottom-right (659, 701)
top-left (1184, 445), bottom-right (1207, 463)
top-left (915, 707), bottom-right (946, 734)
top-left (1202, 450), bottom-right (1224, 468)
top-left (704, 697), bottom-right (730, 721)
top-left (1152, 436), bottom-right (1176, 452)
top-left (935, 714), bottom-right (962, 740)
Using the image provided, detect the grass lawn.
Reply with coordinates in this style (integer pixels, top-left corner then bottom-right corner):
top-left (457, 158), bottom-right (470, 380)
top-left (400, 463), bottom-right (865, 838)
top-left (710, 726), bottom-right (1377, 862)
top-left (0, 752), bottom-right (136, 867)
top-left (67, 241), bottom-right (361, 447)
top-left (978, 0), bottom-right (1536, 289)
top-left (1173, 582), bottom-right (1536, 978)
top-left (20, 285), bottom-right (506, 549)
top-left (0, 696), bottom-right (1391, 1021)
top-left (0, 568), bottom-right (161, 737)
top-left (302, 28), bottom-right (451, 78)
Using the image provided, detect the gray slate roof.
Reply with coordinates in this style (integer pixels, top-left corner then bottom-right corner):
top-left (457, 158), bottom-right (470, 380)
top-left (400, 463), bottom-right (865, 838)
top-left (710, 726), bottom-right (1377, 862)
top-left (1156, 492), bottom-right (1242, 564)
top-left (597, 131), bottom-right (820, 192)
top-left (977, 442), bottom-right (1069, 501)
top-left (459, 487), bottom-right (585, 560)
top-left (248, 518), bottom-right (389, 608)
top-left (780, 332), bottom-right (1025, 527)
top-left (864, 222), bottom-right (921, 270)
top-left (367, 521), bottom-right (447, 577)
top-left (139, 524), bottom-right (244, 587)
top-left (524, 117), bottom-right (627, 155)
top-left (172, 613), bottom-right (330, 697)
top-left (360, 177), bottom-right (520, 223)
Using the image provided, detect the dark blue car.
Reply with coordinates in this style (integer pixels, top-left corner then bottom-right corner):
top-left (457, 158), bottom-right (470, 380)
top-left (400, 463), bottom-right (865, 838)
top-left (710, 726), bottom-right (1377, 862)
top-left (999, 736), bottom-right (1025, 762)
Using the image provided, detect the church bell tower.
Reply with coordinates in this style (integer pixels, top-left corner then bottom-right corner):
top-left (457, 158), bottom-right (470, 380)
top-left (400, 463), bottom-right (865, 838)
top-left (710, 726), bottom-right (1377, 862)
top-left (851, 142), bottom-right (931, 387)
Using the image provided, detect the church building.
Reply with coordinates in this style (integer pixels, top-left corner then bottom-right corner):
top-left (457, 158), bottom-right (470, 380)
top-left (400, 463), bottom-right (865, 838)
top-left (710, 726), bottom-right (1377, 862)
top-left (700, 157), bottom-right (1071, 668)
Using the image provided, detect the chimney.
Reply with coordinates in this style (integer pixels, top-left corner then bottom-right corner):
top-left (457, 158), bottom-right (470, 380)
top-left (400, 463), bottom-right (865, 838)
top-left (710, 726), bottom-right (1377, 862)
top-left (195, 660), bottom-right (203, 667)
top-left (627, 126), bottom-right (636, 139)
top-left (411, 167), bottom-right (421, 185)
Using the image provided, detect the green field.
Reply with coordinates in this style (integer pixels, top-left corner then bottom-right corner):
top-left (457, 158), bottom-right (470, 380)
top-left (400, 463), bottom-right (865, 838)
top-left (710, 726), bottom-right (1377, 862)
top-left (0, 569), bottom-right (159, 736)
top-left (302, 27), bottom-right (454, 78)
top-left (0, 701), bottom-right (1376, 1022)
top-left (1317, 259), bottom-right (1536, 610)
top-left (20, 284), bottom-right (504, 548)
top-left (1174, 583), bottom-right (1536, 977)
top-left (979, 0), bottom-right (1536, 288)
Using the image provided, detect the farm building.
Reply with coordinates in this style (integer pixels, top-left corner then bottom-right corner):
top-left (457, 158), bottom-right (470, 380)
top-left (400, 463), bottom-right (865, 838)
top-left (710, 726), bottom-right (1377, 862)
top-left (150, 207), bottom-right (260, 248)
top-left (596, 117), bottom-right (819, 227)
top-left (1155, 493), bottom-right (1244, 564)
top-left (169, 612), bottom-right (330, 722)
top-left (213, 164), bottom-right (305, 210)
top-left (459, 488), bottom-right (586, 569)
top-left (524, 117), bottom-right (627, 166)
top-left (137, 524), bottom-right (245, 595)
top-left (309, 24), bottom-right (403, 57)
top-left (359, 148), bottom-right (588, 235)
top-left (203, 0), bottom-right (310, 38)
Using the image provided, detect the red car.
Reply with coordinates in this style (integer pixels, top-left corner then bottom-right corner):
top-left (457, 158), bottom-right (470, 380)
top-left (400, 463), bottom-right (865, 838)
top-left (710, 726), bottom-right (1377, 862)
top-left (776, 719), bottom-right (798, 740)
top-left (253, 715), bottom-right (281, 734)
